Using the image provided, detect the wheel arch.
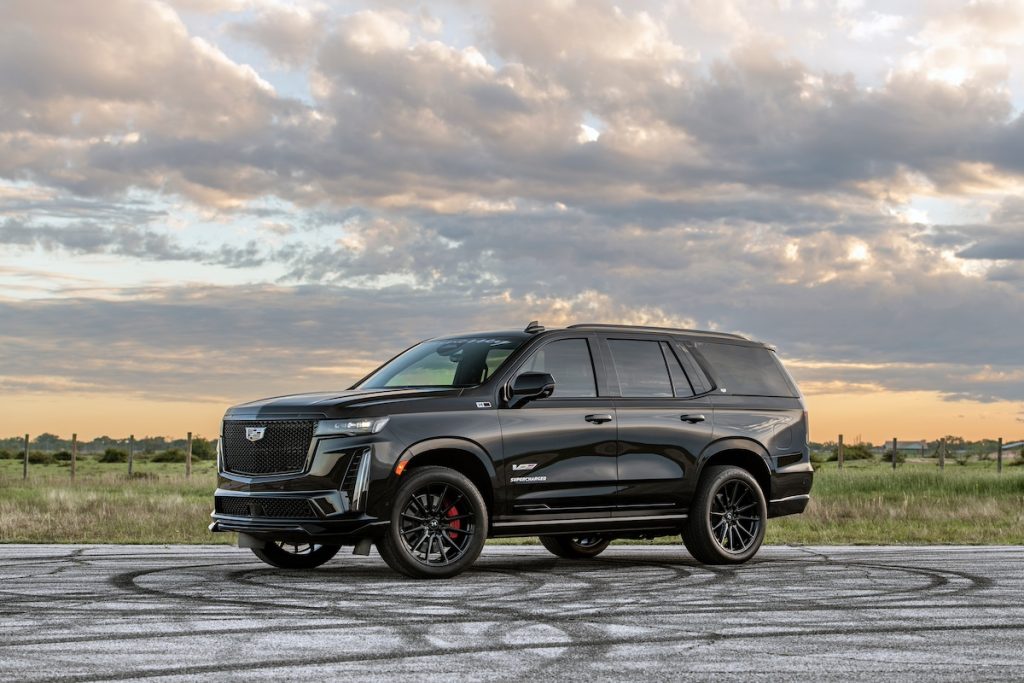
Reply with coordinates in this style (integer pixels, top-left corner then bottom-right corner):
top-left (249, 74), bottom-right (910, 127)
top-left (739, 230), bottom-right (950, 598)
top-left (696, 438), bottom-right (772, 500)
top-left (395, 438), bottom-right (497, 516)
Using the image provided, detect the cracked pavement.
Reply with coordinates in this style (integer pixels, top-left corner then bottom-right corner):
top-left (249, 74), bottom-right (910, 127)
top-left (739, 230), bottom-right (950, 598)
top-left (1, 545), bottom-right (1022, 681)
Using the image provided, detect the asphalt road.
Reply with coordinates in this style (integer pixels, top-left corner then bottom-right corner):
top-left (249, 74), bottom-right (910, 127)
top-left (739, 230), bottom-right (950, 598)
top-left (1, 544), bottom-right (1023, 682)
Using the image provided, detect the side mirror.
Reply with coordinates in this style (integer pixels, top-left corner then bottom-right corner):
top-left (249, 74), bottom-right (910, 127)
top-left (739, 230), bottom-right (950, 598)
top-left (509, 372), bottom-right (556, 408)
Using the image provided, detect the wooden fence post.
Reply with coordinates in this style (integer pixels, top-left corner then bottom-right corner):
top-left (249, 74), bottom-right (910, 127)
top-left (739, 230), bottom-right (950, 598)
top-left (892, 437), bottom-right (898, 470)
top-left (71, 433), bottom-right (77, 481)
top-left (186, 432), bottom-right (193, 479)
top-left (128, 435), bottom-right (134, 476)
top-left (939, 438), bottom-right (946, 470)
top-left (997, 437), bottom-right (1003, 474)
top-left (838, 434), bottom-right (844, 469)
top-left (23, 433), bottom-right (29, 480)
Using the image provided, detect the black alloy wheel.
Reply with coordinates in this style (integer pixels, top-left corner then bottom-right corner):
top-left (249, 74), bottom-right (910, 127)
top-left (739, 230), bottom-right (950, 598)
top-left (709, 480), bottom-right (761, 553)
top-left (399, 482), bottom-right (475, 565)
top-left (377, 466), bottom-right (487, 579)
top-left (539, 534), bottom-right (611, 559)
top-left (682, 465), bottom-right (767, 564)
top-left (251, 541), bottom-right (341, 569)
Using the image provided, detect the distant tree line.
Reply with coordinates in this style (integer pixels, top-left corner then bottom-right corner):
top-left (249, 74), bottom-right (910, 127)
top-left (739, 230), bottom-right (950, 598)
top-left (0, 433), bottom-right (217, 459)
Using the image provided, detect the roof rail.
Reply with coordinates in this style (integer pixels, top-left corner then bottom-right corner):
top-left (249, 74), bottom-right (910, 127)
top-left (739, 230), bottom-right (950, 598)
top-left (566, 323), bottom-right (748, 340)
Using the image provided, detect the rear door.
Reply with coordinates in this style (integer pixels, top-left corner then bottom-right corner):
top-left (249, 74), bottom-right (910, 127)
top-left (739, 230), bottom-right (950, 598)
top-left (601, 335), bottom-right (715, 514)
top-left (497, 335), bottom-right (618, 520)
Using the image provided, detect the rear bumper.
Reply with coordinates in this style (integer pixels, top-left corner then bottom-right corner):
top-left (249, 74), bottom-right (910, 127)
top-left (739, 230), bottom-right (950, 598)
top-left (767, 493), bottom-right (810, 517)
top-left (768, 465), bottom-right (813, 518)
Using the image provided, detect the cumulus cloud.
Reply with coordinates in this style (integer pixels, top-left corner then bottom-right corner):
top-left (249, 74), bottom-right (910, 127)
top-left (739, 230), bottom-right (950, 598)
top-left (0, 218), bottom-right (203, 261)
top-left (0, 0), bottom-right (300, 204)
top-left (0, 284), bottom-right (701, 403)
top-left (0, 0), bottom-right (1023, 416)
top-left (10, 201), bottom-right (1024, 402)
top-left (3, 0), bottom-right (1023, 211)
top-left (226, 4), bottom-right (326, 66)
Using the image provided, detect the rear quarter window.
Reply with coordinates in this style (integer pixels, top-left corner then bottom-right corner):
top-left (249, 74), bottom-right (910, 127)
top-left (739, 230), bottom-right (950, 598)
top-left (694, 342), bottom-right (797, 397)
top-left (673, 341), bottom-right (712, 394)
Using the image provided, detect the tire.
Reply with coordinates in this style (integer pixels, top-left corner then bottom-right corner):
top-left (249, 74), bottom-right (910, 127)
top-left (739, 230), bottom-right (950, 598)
top-left (682, 465), bottom-right (766, 565)
top-left (539, 535), bottom-right (611, 559)
top-left (251, 541), bottom-right (341, 569)
top-left (377, 466), bottom-right (488, 579)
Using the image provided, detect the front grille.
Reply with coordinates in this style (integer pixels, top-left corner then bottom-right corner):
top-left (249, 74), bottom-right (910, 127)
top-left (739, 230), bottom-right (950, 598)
top-left (222, 420), bottom-right (315, 475)
top-left (216, 496), bottom-right (317, 519)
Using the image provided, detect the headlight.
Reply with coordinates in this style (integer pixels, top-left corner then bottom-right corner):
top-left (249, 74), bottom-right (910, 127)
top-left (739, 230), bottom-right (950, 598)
top-left (314, 417), bottom-right (390, 437)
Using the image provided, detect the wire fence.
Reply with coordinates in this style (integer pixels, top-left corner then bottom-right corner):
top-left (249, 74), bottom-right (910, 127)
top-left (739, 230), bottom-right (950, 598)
top-left (6, 431), bottom-right (1023, 482)
top-left (8, 432), bottom-right (207, 480)
top-left (827, 434), bottom-right (1022, 472)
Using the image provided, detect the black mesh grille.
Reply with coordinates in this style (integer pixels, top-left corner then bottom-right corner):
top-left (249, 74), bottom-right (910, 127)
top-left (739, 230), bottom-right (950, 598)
top-left (222, 420), bottom-right (315, 475)
top-left (216, 496), bottom-right (317, 518)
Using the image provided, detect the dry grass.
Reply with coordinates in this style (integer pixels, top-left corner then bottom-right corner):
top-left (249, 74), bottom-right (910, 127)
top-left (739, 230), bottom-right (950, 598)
top-left (0, 460), bottom-right (226, 544)
top-left (1, 459), bottom-right (1022, 545)
top-left (766, 463), bottom-right (1024, 545)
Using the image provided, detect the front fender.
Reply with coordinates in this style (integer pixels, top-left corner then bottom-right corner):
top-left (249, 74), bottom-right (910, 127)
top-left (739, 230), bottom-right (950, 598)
top-left (397, 436), bottom-right (497, 480)
top-left (365, 436), bottom-right (499, 520)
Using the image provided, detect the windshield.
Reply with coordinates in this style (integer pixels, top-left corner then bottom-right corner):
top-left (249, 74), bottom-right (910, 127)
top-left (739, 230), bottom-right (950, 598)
top-left (356, 336), bottom-right (527, 389)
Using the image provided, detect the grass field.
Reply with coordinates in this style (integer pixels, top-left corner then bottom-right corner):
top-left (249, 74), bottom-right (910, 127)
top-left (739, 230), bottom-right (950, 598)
top-left (1, 458), bottom-right (1022, 545)
top-left (766, 460), bottom-right (1024, 545)
top-left (0, 459), bottom-right (220, 545)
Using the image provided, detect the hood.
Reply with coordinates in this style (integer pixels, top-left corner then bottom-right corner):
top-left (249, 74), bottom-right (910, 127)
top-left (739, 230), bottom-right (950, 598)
top-left (226, 386), bottom-right (462, 417)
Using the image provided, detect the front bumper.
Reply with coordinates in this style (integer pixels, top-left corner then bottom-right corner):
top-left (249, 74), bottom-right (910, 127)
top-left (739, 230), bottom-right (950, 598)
top-left (210, 505), bottom-right (386, 544)
top-left (210, 436), bottom-right (393, 544)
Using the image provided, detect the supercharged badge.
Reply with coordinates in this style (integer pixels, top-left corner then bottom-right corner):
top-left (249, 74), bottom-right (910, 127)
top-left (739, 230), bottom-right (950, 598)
top-left (510, 475), bottom-right (547, 483)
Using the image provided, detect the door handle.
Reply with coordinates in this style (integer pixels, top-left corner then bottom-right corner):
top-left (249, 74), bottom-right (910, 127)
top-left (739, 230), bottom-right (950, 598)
top-left (680, 414), bottom-right (706, 423)
top-left (585, 414), bottom-right (614, 424)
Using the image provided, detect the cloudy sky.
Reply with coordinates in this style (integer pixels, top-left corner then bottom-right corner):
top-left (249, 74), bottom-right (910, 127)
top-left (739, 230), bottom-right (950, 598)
top-left (1, 0), bottom-right (1023, 442)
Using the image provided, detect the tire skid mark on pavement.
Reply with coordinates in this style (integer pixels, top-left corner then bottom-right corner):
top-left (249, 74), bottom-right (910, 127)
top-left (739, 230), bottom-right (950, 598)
top-left (7, 599), bottom-right (1019, 650)
top-left (0, 555), bottom-right (1005, 624)
top-left (3, 546), bottom-right (1024, 682)
top-left (17, 620), bottom-right (1024, 683)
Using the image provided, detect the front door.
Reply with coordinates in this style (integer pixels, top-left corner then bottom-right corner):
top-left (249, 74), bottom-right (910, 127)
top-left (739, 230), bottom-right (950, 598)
top-left (498, 337), bottom-right (618, 520)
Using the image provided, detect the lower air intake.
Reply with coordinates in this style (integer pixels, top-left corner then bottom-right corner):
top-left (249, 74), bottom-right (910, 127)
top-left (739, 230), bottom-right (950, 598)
top-left (216, 496), bottom-right (318, 519)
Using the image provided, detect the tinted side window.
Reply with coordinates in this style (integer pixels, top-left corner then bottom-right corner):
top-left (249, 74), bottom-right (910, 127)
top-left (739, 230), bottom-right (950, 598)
top-left (519, 338), bottom-right (597, 397)
top-left (608, 339), bottom-right (673, 397)
top-left (660, 342), bottom-right (694, 397)
top-left (695, 342), bottom-right (797, 397)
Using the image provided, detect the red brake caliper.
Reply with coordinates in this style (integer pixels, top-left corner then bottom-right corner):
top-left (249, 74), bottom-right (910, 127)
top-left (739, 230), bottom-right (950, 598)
top-left (446, 503), bottom-right (461, 540)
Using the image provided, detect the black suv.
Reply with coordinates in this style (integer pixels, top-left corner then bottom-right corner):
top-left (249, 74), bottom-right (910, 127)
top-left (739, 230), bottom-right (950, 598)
top-left (211, 323), bottom-right (812, 578)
